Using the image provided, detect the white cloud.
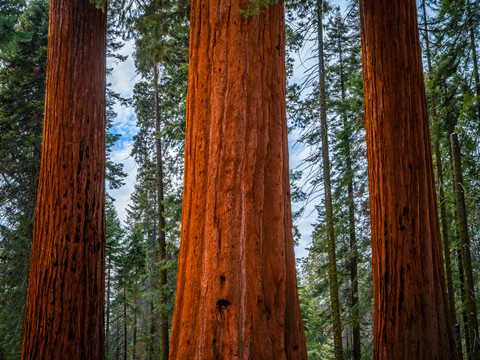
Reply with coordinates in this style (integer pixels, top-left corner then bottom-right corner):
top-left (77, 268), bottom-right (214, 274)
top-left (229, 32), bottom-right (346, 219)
top-left (108, 40), bottom-right (137, 98)
top-left (107, 39), bottom-right (139, 224)
top-left (108, 142), bottom-right (137, 224)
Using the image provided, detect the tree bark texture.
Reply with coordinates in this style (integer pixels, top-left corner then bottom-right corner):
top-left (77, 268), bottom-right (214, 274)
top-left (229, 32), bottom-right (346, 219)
top-left (317, 1), bottom-right (344, 359)
top-left (451, 133), bottom-right (480, 359)
top-left (169, 1), bottom-right (307, 359)
top-left (21, 0), bottom-right (106, 359)
top-left (359, 0), bottom-right (458, 358)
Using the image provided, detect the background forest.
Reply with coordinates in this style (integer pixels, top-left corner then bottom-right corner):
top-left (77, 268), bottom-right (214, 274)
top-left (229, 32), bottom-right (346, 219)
top-left (0, 0), bottom-right (479, 359)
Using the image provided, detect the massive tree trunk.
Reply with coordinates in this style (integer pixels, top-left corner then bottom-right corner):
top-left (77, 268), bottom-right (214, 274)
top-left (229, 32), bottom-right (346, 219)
top-left (21, 0), bottom-right (106, 359)
top-left (316, 1), bottom-right (344, 359)
top-left (169, 1), bottom-right (307, 359)
top-left (451, 133), bottom-right (480, 360)
top-left (153, 62), bottom-right (169, 360)
top-left (359, 0), bottom-right (458, 358)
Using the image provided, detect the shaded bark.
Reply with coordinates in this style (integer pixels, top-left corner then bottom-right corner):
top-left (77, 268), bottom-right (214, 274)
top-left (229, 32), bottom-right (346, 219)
top-left (169, 1), bottom-right (307, 359)
top-left (451, 133), bottom-right (480, 359)
top-left (153, 62), bottom-right (169, 360)
top-left (316, 1), bottom-right (344, 358)
top-left (359, 0), bottom-right (458, 358)
top-left (21, 0), bottom-right (106, 359)
top-left (421, 1), bottom-right (461, 355)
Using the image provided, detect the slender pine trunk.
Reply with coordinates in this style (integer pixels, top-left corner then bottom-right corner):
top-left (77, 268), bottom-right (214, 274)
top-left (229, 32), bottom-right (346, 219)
top-left (153, 62), bottom-right (169, 360)
top-left (447, 135), bottom-right (472, 359)
top-left (133, 277), bottom-right (137, 360)
top-left (123, 286), bottom-right (127, 360)
top-left (149, 200), bottom-right (157, 360)
top-left (466, 0), bottom-right (480, 126)
top-left (106, 256), bottom-right (112, 359)
top-left (316, 2), bottom-right (344, 359)
top-left (451, 133), bottom-right (480, 359)
top-left (457, 247), bottom-right (472, 359)
top-left (435, 141), bottom-right (462, 355)
top-left (338, 26), bottom-right (360, 360)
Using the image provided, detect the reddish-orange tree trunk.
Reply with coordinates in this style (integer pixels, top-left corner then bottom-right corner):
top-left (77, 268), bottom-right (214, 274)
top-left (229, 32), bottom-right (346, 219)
top-left (21, 0), bottom-right (106, 359)
top-left (169, 1), bottom-right (307, 359)
top-left (359, 0), bottom-right (458, 358)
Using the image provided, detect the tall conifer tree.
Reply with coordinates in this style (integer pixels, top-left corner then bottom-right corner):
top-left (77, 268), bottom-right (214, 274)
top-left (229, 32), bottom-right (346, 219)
top-left (360, 0), bottom-right (458, 358)
top-left (21, 0), bottom-right (107, 358)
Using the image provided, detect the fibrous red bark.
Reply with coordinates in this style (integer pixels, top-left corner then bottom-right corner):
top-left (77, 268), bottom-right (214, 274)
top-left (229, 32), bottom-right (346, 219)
top-left (359, 0), bottom-right (458, 358)
top-left (169, 1), bottom-right (307, 359)
top-left (21, 0), bottom-right (106, 359)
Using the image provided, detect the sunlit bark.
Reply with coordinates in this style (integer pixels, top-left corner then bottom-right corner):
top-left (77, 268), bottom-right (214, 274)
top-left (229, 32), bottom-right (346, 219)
top-left (169, 1), bottom-right (307, 359)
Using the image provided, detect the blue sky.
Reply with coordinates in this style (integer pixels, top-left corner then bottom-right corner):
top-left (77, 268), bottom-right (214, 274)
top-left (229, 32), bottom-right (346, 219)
top-left (107, 0), bottom-right (349, 260)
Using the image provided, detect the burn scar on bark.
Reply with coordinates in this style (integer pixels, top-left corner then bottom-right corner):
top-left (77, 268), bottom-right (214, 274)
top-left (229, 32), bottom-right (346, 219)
top-left (216, 299), bottom-right (230, 309)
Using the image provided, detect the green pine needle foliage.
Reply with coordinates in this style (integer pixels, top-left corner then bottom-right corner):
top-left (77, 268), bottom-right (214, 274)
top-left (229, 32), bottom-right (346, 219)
top-left (241, 0), bottom-right (279, 17)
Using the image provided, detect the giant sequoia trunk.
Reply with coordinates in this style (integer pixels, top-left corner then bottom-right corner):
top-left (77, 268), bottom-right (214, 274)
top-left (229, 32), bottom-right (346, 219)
top-left (21, 0), bottom-right (106, 359)
top-left (359, 0), bottom-right (458, 358)
top-left (169, 1), bottom-right (307, 359)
